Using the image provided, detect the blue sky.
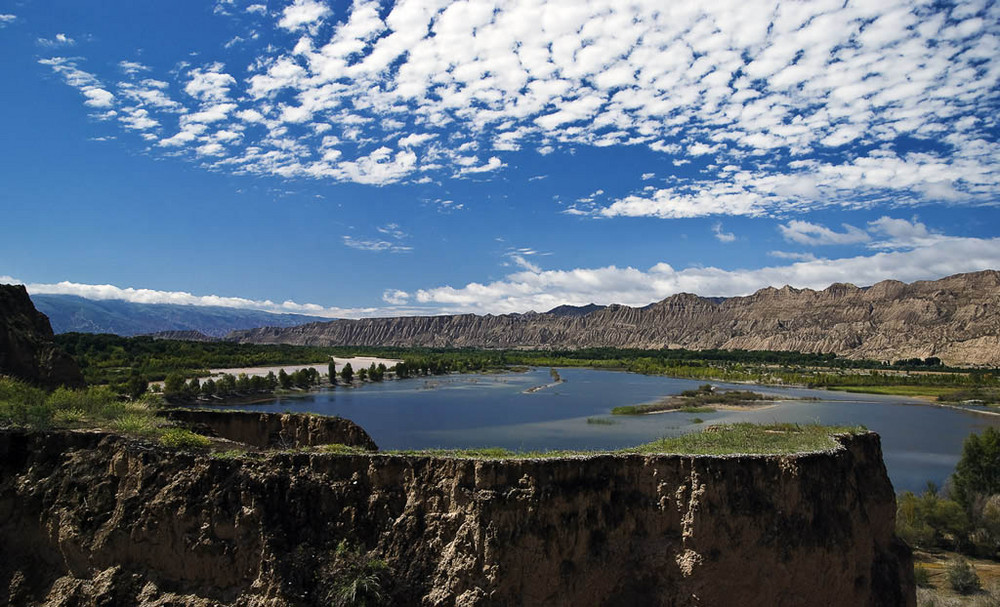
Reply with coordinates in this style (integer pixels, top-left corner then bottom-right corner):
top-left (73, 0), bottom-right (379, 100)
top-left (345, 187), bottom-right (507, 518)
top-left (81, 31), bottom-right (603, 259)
top-left (1, 0), bottom-right (998, 317)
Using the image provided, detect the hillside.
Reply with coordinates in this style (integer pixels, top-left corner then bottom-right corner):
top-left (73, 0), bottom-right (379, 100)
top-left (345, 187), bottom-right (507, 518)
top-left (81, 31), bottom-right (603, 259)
top-left (229, 270), bottom-right (1000, 366)
top-left (30, 294), bottom-right (329, 337)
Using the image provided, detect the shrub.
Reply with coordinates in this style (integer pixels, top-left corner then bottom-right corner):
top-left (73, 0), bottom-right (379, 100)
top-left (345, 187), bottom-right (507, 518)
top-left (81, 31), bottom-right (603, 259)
top-left (113, 413), bottom-right (160, 436)
top-left (947, 556), bottom-right (981, 595)
top-left (913, 564), bottom-right (932, 588)
top-left (160, 428), bottom-right (211, 450)
top-left (324, 541), bottom-right (389, 607)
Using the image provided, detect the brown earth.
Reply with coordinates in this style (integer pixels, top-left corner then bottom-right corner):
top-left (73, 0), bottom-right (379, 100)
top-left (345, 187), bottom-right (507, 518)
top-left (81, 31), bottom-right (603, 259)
top-left (0, 427), bottom-right (914, 606)
top-left (228, 270), bottom-right (1000, 367)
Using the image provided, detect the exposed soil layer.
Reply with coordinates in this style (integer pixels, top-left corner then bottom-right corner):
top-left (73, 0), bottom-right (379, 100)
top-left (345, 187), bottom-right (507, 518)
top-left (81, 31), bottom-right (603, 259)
top-left (0, 425), bottom-right (914, 606)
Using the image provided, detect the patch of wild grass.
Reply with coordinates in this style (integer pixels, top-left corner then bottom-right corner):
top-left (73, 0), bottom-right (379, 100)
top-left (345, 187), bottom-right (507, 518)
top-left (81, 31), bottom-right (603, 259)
top-left (159, 428), bottom-right (211, 450)
top-left (318, 443), bottom-right (371, 455)
top-left (624, 423), bottom-right (865, 456)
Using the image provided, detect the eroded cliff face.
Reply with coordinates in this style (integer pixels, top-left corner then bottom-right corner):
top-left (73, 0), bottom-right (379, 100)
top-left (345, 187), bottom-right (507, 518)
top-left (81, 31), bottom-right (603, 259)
top-left (0, 429), bottom-right (914, 606)
top-left (164, 409), bottom-right (379, 450)
top-left (0, 284), bottom-right (84, 388)
top-left (228, 270), bottom-right (1000, 366)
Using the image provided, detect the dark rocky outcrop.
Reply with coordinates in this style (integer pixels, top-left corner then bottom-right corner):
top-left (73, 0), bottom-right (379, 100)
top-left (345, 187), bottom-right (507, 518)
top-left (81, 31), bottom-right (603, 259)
top-left (0, 428), bottom-right (914, 606)
top-left (0, 285), bottom-right (84, 388)
top-left (165, 409), bottom-right (378, 450)
top-left (229, 270), bottom-right (1000, 366)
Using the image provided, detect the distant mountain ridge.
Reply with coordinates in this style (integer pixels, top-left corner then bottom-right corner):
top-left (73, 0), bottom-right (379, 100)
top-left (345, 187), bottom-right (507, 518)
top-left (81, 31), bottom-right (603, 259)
top-left (30, 294), bottom-right (329, 337)
top-left (227, 271), bottom-right (1000, 366)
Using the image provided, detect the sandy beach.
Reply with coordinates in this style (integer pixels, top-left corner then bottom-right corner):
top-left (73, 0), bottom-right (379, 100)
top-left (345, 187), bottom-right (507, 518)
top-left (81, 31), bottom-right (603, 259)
top-left (197, 356), bottom-right (403, 382)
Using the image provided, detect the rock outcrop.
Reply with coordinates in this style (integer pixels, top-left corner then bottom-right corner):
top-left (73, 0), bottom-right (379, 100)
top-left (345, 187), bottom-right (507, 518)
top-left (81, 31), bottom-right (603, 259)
top-left (228, 270), bottom-right (1000, 366)
top-left (165, 409), bottom-right (379, 450)
top-left (0, 285), bottom-right (84, 388)
top-left (0, 428), bottom-right (914, 606)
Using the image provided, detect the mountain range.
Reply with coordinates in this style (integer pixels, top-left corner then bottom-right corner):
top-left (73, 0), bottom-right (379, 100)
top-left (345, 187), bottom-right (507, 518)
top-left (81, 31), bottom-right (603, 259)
top-left (227, 271), bottom-right (1000, 367)
top-left (29, 294), bottom-right (328, 338)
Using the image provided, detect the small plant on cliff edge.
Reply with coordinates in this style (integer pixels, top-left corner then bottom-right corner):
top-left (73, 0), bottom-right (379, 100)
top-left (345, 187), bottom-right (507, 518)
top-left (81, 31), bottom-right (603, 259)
top-left (159, 428), bottom-right (211, 450)
top-left (322, 541), bottom-right (388, 607)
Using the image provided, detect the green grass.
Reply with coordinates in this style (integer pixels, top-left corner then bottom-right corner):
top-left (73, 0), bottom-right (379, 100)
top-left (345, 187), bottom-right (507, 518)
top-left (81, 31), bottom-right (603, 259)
top-left (678, 406), bottom-right (716, 413)
top-left (624, 423), bottom-right (866, 455)
top-left (379, 424), bottom-right (865, 459)
top-left (689, 417), bottom-right (704, 424)
top-left (318, 443), bottom-right (372, 455)
top-left (159, 428), bottom-right (212, 449)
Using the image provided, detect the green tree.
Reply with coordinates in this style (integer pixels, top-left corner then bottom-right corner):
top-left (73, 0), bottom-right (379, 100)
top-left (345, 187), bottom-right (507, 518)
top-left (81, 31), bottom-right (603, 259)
top-left (953, 427), bottom-right (1000, 508)
top-left (329, 361), bottom-right (338, 385)
top-left (126, 374), bottom-right (148, 400)
top-left (163, 373), bottom-right (186, 398)
top-left (358, 367), bottom-right (368, 382)
top-left (278, 369), bottom-right (292, 390)
top-left (341, 363), bottom-right (354, 384)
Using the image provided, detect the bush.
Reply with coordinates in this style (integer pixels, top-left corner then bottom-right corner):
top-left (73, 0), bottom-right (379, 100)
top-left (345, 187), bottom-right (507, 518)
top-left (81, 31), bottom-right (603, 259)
top-left (323, 541), bottom-right (388, 607)
top-left (113, 413), bottom-right (160, 436)
top-left (947, 556), bottom-right (981, 595)
top-left (913, 564), bottom-right (932, 588)
top-left (159, 428), bottom-right (211, 450)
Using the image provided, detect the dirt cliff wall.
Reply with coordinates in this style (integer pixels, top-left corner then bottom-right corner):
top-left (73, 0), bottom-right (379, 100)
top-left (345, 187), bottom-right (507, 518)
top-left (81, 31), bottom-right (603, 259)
top-left (164, 409), bottom-right (379, 450)
top-left (0, 430), bottom-right (914, 606)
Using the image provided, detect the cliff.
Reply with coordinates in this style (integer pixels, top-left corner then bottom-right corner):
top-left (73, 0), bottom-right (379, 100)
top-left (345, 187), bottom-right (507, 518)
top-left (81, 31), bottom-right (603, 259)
top-left (0, 428), bottom-right (914, 606)
top-left (0, 285), bottom-right (84, 388)
top-left (228, 270), bottom-right (1000, 366)
top-left (164, 409), bottom-right (379, 450)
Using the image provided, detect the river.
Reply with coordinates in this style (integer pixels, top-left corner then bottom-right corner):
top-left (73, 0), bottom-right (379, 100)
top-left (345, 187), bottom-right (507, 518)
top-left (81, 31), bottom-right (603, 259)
top-left (239, 366), bottom-right (1000, 493)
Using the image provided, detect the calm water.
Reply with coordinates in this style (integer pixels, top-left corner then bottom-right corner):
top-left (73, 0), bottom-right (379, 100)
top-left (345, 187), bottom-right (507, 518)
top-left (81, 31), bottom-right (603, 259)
top-left (242, 367), bottom-right (1000, 493)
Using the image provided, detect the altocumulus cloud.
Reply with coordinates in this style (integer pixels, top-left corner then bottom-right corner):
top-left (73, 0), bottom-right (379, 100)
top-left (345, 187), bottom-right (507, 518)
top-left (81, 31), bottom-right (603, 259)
top-left (36, 0), bottom-right (999, 215)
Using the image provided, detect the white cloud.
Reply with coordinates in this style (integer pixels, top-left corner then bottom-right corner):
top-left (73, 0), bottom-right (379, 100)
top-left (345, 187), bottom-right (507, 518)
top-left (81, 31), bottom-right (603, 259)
top-left (39, 58), bottom-right (116, 112)
top-left (0, 14), bottom-right (16, 26)
top-left (1, 276), bottom-right (379, 319)
top-left (278, 0), bottom-right (330, 31)
top-left (382, 289), bottom-right (409, 305)
top-left (768, 251), bottom-right (818, 262)
top-left (342, 235), bottom-right (413, 252)
top-left (779, 220), bottom-right (871, 246)
top-left (412, 234), bottom-right (1000, 315)
top-left (38, 33), bottom-right (75, 47)
top-left (712, 222), bottom-right (736, 243)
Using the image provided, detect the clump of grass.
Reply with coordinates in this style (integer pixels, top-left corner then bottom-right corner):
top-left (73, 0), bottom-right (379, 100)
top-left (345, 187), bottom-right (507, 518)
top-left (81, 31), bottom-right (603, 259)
top-left (586, 417), bottom-right (617, 425)
top-left (319, 443), bottom-right (370, 455)
top-left (159, 428), bottom-right (211, 450)
top-left (52, 408), bottom-right (88, 424)
top-left (689, 417), bottom-right (704, 424)
top-left (112, 412), bottom-right (161, 437)
top-left (679, 406), bottom-right (716, 413)
top-left (625, 423), bottom-right (865, 455)
top-left (211, 449), bottom-right (248, 460)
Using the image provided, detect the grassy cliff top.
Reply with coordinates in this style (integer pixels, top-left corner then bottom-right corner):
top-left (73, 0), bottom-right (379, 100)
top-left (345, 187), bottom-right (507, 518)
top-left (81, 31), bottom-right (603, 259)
top-left (363, 423), bottom-right (866, 459)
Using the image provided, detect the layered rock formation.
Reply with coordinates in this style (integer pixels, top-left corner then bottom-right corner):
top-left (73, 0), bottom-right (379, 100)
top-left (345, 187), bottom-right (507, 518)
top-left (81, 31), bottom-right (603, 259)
top-left (229, 270), bottom-right (1000, 366)
top-left (0, 428), bottom-right (914, 606)
top-left (0, 285), bottom-right (84, 388)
